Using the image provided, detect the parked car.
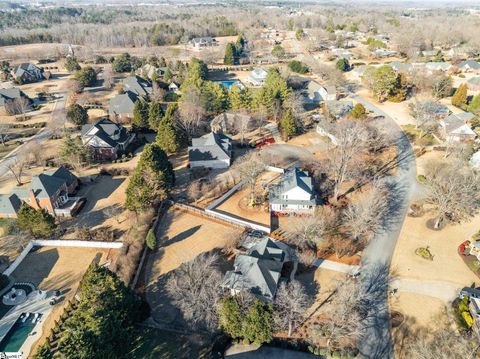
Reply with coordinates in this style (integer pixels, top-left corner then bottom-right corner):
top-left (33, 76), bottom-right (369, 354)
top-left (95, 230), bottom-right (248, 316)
top-left (255, 137), bottom-right (275, 148)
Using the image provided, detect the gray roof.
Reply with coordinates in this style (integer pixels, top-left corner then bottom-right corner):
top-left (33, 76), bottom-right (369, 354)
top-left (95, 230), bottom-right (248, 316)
top-left (459, 60), bottom-right (480, 70)
top-left (188, 132), bottom-right (232, 163)
top-left (44, 166), bottom-right (78, 187)
top-left (0, 88), bottom-right (28, 107)
top-left (222, 238), bottom-right (285, 302)
top-left (269, 167), bottom-right (316, 206)
top-left (390, 61), bottom-right (413, 73)
top-left (468, 77), bottom-right (480, 86)
top-left (191, 37), bottom-right (217, 45)
top-left (13, 63), bottom-right (43, 81)
top-left (109, 91), bottom-right (138, 117)
top-left (82, 118), bottom-right (130, 149)
top-left (442, 113), bottom-right (474, 134)
top-left (326, 100), bottom-right (354, 119)
top-left (122, 76), bottom-right (152, 98)
top-left (31, 173), bottom-right (66, 199)
top-left (0, 194), bottom-right (22, 215)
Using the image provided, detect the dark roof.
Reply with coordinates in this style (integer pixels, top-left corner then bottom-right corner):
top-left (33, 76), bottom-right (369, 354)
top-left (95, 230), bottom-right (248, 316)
top-left (0, 88), bottom-right (28, 107)
top-left (122, 76), bottom-right (152, 98)
top-left (31, 173), bottom-right (66, 199)
top-left (222, 238), bottom-right (286, 302)
top-left (44, 166), bottom-right (77, 187)
top-left (188, 132), bottom-right (232, 162)
top-left (108, 91), bottom-right (138, 117)
top-left (82, 118), bottom-right (130, 149)
top-left (0, 193), bottom-right (22, 215)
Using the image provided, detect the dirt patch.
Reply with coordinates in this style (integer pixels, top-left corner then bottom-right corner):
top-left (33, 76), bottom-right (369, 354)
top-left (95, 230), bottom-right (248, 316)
top-left (11, 246), bottom-right (113, 291)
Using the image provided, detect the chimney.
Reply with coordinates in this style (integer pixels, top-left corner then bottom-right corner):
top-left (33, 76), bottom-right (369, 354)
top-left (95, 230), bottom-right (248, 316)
top-left (28, 189), bottom-right (40, 210)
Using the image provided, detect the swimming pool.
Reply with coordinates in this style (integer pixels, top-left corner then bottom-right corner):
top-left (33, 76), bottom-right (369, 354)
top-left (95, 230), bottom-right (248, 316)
top-left (0, 314), bottom-right (37, 352)
top-left (216, 80), bottom-right (244, 90)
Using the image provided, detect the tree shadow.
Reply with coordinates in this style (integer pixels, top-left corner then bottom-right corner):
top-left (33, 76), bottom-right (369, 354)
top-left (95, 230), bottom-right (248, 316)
top-left (162, 225), bottom-right (202, 246)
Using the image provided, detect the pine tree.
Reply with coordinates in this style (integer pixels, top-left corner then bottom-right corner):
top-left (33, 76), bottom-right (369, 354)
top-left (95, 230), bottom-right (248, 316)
top-left (156, 104), bottom-right (180, 153)
top-left (350, 103), bottom-right (367, 119)
top-left (125, 143), bottom-right (174, 212)
top-left (279, 108), bottom-right (297, 140)
top-left (468, 94), bottom-right (480, 114)
top-left (132, 99), bottom-right (149, 129)
top-left (452, 83), bottom-right (468, 109)
top-left (66, 103), bottom-right (88, 126)
top-left (219, 297), bottom-right (244, 339)
top-left (253, 68), bottom-right (291, 115)
top-left (229, 85), bottom-right (252, 110)
top-left (224, 42), bottom-right (236, 65)
top-left (244, 299), bottom-right (274, 345)
top-left (148, 101), bottom-right (163, 131)
top-left (17, 204), bottom-right (57, 238)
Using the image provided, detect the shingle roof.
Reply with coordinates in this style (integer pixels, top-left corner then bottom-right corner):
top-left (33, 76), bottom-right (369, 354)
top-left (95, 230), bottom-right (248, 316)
top-left (188, 132), bottom-right (232, 162)
top-left (44, 166), bottom-right (77, 187)
top-left (31, 173), bottom-right (65, 199)
top-left (122, 76), bottom-right (152, 98)
top-left (222, 238), bottom-right (285, 302)
top-left (0, 88), bottom-right (27, 107)
top-left (82, 118), bottom-right (130, 149)
top-left (459, 60), bottom-right (480, 70)
top-left (108, 91), bottom-right (138, 117)
top-left (269, 167), bottom-right (316, 206)
top-left (0, 194), bottom-right (22, 215)
top-left (468, 77), bottom-right (480, 86)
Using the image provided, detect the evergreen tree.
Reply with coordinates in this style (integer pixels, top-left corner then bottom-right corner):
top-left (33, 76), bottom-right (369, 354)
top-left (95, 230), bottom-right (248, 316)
top-left (235, 34), bottom-right (246, 53)
top-left (74, 66), bottom-right (97, 87)
top-left (125, 144), bottom-right (174, 212)
top-left (148, 101), bottom-right (164, 131)
top-left (219, 296), bottom-right (244, 339)
top-left (145, 229), bottom-right (157, 250)
top-left (279, 108), bottom-right (297, 140)
top-left (254, 68), bottom-right (291, 115)
top-left (164, 67), bottom-right (173, 83)
top-left (59, 136), bottom-right (90, 169)
top-left (156, 104), bottom-right (181, 153)
top-left (350, 103), bottom-right (367, 119)
top-left (271, 45), bottom-right (286, 59)
top-left (244, 299), bottom-right (274, 345)
top-left (452, 83), bottom-right (468, 109)
top-left (64, 57), bottom-right (81, 72)
top-left (224, 42), bottom-right (236, 65)
top-left (66, 103), bottom-right (88, 126)
top-left (203, 82), bottom-right (229, 113)
top-left (336, 58), bottom-right (350, 72)
top-left (17, 204), bottom-right (56, 238)
top-left (229, 85), bottom-right (252, 110)
top-left (180, 58), bottom-right (208, 91)
top-left (132, 99), bottom-right (149, 129)
top-left (112, 53), bottom-right (132, 73)
top-left (468, 94), bottom-right (480, 114)
top-left (295, 28), bottom-right (304, 40)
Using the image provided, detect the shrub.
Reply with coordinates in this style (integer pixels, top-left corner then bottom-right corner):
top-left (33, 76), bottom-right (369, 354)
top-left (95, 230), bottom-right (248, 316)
top-left (288, 60), bottom-right (309, 74)
top-left (459, 74), bottom-right (466, 78)
top-left (415, 246), bottom-right (434, 260)
top-left (417, 174), bottom-right (426, 183)
top-left (0, 218), bottom-right (16, 236)
top-left (462, 311), bottom-right (474, 328)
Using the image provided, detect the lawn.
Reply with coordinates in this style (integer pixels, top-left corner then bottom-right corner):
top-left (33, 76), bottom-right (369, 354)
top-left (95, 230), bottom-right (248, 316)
top-left (130, 327), bottom-right (211, 359)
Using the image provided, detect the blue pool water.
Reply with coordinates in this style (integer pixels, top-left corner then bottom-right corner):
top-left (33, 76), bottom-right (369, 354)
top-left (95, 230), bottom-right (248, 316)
top-left (216, 80), bottom-right (244, 89)
top-left (0, 315), bottom-right (37, 352)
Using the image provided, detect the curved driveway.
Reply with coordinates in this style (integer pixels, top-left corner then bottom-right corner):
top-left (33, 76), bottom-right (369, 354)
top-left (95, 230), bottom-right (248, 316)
top-left (351, 93), bottom-right (417, 359)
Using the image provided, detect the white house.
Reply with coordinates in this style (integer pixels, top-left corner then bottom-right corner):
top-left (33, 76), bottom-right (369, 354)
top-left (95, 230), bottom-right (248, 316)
top-left (189, 37), bottom-right (218, 51)
top-left (245, 68), bottom-right (268, 86)
top-left (440, 112), bottom-right (476, 143)
top-left (306, 82), bottom-right (336, 104)
top-left (188, 132), bottom-right (232, 169)
top-left (269, 168), bottom-right (317, 215)
top-left (168, 82), bottom-right (179, 94)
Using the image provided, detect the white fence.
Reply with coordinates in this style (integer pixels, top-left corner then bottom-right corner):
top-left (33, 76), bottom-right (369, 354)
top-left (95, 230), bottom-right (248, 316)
top-left (3, 240), bottom-right (123, 277)
top-left (205, 208), bottom-right (270, 233)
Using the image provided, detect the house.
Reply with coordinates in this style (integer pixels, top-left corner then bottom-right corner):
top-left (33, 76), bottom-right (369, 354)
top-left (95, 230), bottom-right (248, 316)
top-left (122, 76), bottom-right (152, 98)
top-left (325, 100), bottom-right (354, 120)
top-left (136, 64), bottom-right (164, 80)
top-left (470, 151), bottom-right (480, 169)
top-left (460, 287), bottom-right (480, 300)
top-left (188, 132), bottom-right (232, 169)
top-left (468, 77), bottom-right (480, 92)
top-left (422, 50), bottom-right (439, 57)
top-left (440, 112), bottom-right (476, 142)
top-left (390, 61), bottom-right (413, 73)
top-left (168, 82), bottom-right (179, 94)
top-left (331, 48), bottom-right (353, 60)
top-left (245, 68), bottom-right (268, 86)
top-left (372, 49), bottom-right (397, 58)
top-left (81, 118), bottom-right (136, 161)
top-left (11, 63), bottom-right (43, 84)
top-left (269, 167), bottom-right (317, 215)
top-left (458, 60), bottom-right (480, 74)
top-left (425, 62), bottom-right (452, 73)
top-left (109, 91), bottom-right (138, 120)
top-left (190, 37), bottom-right (218, 51)
top-left (0, 167), bottom-right (83, 218)
top-left (222, 237), bottom-right (288, 302)
top-left (0, 88), bottom-right (32, 114)
top-left (306, 81), bottom-right (337, 104)
top-left (210, 112), bottom-right (253, 134)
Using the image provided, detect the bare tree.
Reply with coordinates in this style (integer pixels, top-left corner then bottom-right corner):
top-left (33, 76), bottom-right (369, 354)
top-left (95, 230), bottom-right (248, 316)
top-left (151, 81), bottom-right (166, 102)
top-left (0, 123), bottom-right (11, 146)
top-left (289, 212), bottom-right (327, 250)
top-left (26, 140), bottom-right (45, 166)
top-left (5, 149), bottom-right (29, 185)
top-left (232, 151), bottom-right (266, 206)
top-left (102, 65), bottom-right (114, 90)
top-left (409, 98), bottom-right (442, 138)
top-left (406, 327), bottom-right (480, 359)
top-left (5, 97), bottom-right (31, 121)
top-left (424, 158), bottom-right (480, 229)
top-left (342, 181), bottom-right (389, 243)
top-left (274, 280), bottom-right (311, 337)
top-left (166, 252), bottom-right (222, 332)
top-left (327, 120), bottom-right (368, 200)
top-left (177, 88), bottom-right (206, 139)
top-left (232, 112), bottom-right (252, 146)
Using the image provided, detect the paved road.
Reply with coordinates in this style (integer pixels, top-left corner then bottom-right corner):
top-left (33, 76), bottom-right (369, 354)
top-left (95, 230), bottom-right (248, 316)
top-left (351, 93), bottom-right (417, 359)
top-left (392, 278), bottom-right (460, 303)
top-left (0, 92), bottom-right (66, 178)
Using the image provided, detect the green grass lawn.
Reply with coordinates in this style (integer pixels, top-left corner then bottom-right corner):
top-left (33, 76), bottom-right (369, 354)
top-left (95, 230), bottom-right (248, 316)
top-left (130, 327), bottom-right (211, 359)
